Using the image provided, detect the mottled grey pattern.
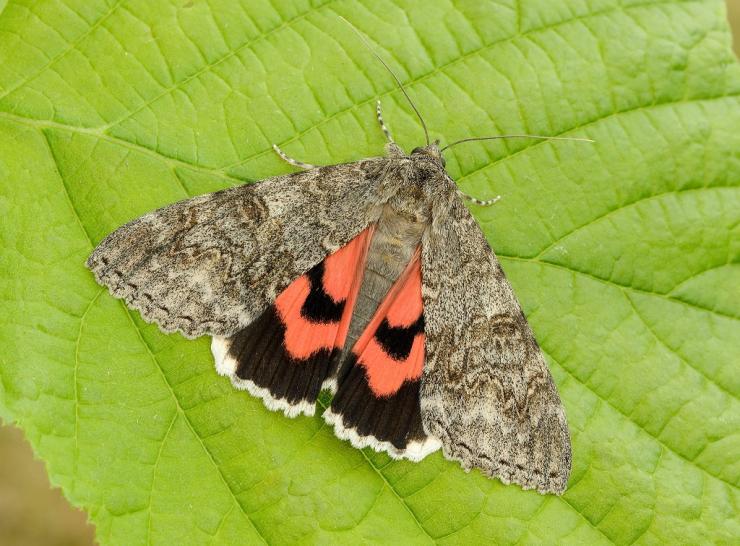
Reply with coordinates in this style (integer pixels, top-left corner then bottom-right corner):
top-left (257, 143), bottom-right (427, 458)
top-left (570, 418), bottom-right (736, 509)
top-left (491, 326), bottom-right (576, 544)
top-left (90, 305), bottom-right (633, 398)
top-left (87, 142), bottom-right (570, 494)
top-left (87, 159), bottom-right (393, 338)
top-left (420, 188), bottom-right (571, 495)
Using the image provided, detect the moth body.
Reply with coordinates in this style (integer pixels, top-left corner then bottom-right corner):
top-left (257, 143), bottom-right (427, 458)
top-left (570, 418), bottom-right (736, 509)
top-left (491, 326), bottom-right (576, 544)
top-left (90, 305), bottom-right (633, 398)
top-left (339, 202), bottom-right (424, 372)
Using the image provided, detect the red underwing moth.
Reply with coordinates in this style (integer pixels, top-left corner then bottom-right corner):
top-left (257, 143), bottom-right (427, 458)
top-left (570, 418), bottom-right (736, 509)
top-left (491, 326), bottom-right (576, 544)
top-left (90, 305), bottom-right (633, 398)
top-left (87, 25), bottom-right (588, 495)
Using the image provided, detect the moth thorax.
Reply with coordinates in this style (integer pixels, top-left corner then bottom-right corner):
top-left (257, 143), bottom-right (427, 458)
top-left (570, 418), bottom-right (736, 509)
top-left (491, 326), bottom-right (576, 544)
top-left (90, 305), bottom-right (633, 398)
top-left (376, 205), bottom-right (426, 249)
top-left (385, 190), bottom-right (432, 228)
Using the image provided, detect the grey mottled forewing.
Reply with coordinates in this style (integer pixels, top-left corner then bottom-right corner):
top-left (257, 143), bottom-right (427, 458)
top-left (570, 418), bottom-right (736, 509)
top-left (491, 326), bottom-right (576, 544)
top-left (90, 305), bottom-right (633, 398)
top-left (420, 196), bottom-right (571, 495)
top-left (87, 160), bottom-right (389, 338)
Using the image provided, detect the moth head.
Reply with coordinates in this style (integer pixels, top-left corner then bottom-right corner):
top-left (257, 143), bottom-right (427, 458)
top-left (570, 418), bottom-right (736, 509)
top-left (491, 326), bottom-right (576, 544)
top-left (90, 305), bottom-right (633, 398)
top-left (411, 140), bottom-right (446, 167)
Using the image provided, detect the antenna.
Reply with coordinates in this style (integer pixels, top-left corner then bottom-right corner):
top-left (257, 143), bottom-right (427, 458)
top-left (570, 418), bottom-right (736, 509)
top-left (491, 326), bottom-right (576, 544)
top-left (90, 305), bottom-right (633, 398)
top-left (441, 134), bottom-right (594, 152)
top-left (339, 16), bottom-right (430, 145)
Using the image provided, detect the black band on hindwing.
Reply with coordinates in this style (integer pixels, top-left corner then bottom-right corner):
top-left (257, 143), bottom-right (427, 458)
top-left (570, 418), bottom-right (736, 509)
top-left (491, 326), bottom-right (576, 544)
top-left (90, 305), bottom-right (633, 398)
top-left (373, 315), bottom-right (424, 360)
top-left (330, 354), bottom-right (426, 449)
top-left (300, 262), bottom-right (345, 323)
top-left (228, 305), bottom-right (338, 404)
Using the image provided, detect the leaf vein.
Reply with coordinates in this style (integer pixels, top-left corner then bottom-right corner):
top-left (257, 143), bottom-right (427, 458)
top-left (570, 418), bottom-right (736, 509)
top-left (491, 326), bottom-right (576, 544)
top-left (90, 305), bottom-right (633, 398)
top-left (102, 0), bottom-right (339, 130)
top-left (316, 398), bottom-right (434, 542)
top-left (532, 185), bottom-right (740, 260)
top-left (224, 0), bottom-right (701, 172)
top-left (120, 304), bottom-right (269, 544)
top-left (40, 122), bottom-right (269, 545)
top-left (539, 349), bottom-right (738, 491)
top-left (146, 413), bottom-right (178, 544)
top-left (625, 292), bottom-right (737, 407)
top-left (0, 0), bottom-right (127, 102)
top-left (498, 255), bottom-right (740, 322)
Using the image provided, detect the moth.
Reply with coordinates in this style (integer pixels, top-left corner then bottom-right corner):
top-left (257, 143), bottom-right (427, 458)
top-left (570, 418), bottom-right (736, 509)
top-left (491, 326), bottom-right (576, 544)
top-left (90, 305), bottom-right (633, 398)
top-left (87, 31), bottom-right (580, 495)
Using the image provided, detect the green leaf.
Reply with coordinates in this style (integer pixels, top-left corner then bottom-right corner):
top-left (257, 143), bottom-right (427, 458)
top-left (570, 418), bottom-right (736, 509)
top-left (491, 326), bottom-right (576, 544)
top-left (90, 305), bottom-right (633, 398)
top-left (1, 0), bottom-right (738, 544)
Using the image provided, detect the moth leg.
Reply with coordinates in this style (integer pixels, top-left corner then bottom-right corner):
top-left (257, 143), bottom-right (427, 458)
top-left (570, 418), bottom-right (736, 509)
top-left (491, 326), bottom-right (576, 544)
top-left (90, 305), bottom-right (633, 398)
top-left (457, 190), bottom-right (501, 206)
top-left (376, 100), bottom-right (394, 144)
top-left (272, 144), bottom-right (318, 170)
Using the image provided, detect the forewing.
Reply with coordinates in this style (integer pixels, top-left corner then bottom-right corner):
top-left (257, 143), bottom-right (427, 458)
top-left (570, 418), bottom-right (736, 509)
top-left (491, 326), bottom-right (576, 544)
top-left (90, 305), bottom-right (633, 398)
top-left (420, 197), bottom-right (571, 494)
top-left (87, 160), bottom-right (389, 338)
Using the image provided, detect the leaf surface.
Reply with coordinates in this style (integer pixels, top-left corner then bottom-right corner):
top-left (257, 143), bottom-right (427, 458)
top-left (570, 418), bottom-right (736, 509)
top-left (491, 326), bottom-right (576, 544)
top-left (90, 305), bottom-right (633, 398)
top-left (0, 0), bottom-right (738, 544)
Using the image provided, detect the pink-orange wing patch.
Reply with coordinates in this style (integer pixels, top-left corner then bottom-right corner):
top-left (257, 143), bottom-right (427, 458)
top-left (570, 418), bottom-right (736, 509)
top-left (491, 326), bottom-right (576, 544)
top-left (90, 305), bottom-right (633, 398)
top-left (352, 253), bottom-right (425, 397)
top-left (274, 227), bottom-right (373, 360)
